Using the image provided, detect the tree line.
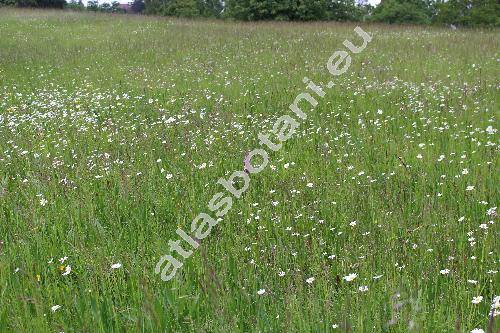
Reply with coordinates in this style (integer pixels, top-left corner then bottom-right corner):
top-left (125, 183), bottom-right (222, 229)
top-left (1, 0), bottom-right (498, 27)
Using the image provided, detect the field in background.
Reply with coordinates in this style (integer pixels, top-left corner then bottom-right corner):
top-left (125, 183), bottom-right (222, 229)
top-left (0, 8), bottom-right (498, 332)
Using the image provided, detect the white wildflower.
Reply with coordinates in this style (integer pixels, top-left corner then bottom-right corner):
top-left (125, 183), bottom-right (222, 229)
top-left (51, 305), bottom-right (61, 313)
top-left (343, 273), bottom-right (357, 282)
top-left (62, 265), bottom-right (71, 276)
top-left (471, 296), bottom-right (483, 304)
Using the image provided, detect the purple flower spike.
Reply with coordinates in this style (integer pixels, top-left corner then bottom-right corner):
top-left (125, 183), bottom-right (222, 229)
top-left (244, 152), bottom-right (251, 174)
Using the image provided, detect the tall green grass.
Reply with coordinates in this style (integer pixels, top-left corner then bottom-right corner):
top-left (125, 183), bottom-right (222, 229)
top-left (0, 8), bottom-right (498, 332)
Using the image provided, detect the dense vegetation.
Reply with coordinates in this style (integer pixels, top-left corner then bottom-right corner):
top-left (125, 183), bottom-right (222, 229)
top-left (0, 8), bottom-right (498, 333)
top-left (0, 0), bottom-right (499, 26)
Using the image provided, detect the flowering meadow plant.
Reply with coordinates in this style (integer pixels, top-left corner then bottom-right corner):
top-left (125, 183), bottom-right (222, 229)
top-left (0, 8), bottom-right (498, 333)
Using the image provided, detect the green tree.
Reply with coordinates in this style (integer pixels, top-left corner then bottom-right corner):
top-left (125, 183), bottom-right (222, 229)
top-left (371, 0), bottom-right (431, 24)
top-left (326, 0), bottom-right (364, 21)
top-left (86, 0), bottom-right (98, 11)
top-left (144, 0), bottom-right (161, 14)
top-left (224, 0), bottom-right (294, 21)
top-left (0, 0), bottom-right (17, 6)
top-left (165, 0), bottom-right (200, 17)
top-left (434, 0), bottom-right (499, 26)
top-left (295, 0), bottom-right (328, 21)
top-left (224, 0), bottom-right (364, 22)
top-left (131, 0), bottom-right (145, 13)
top-left (198, 0), bottom-right (223, 17)
top-left (65, 0), bottom-right (84, 10)
top-left (144, 0), bottom-right (202, 17)
top-left (14, 0), bottom-right (65, 7)
top-left (469, 0), bottom-right (499, 26)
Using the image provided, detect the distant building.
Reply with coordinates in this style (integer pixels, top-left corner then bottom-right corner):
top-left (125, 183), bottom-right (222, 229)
top-left (118, 3), bottom-right (132, 13)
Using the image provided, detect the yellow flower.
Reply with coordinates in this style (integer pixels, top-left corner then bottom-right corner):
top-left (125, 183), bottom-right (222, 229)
top-left (36, 274), bottom-right (41, 282)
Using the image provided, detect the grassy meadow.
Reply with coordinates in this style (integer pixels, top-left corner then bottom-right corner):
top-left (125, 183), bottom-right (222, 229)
top-left (0, 8), bottom-right (499, 332)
